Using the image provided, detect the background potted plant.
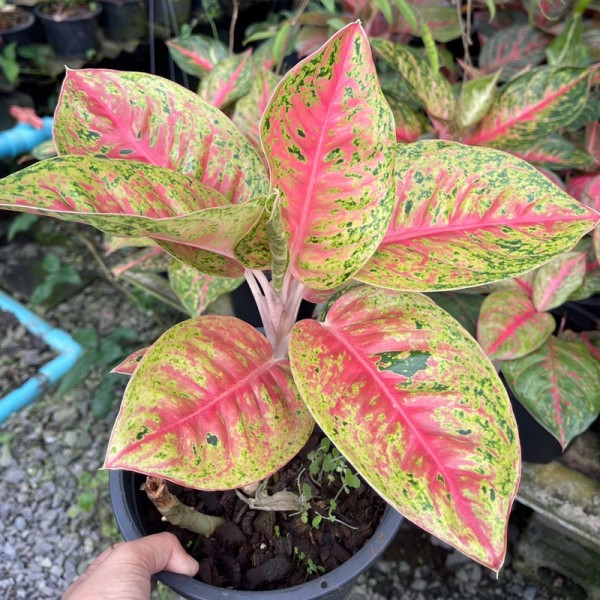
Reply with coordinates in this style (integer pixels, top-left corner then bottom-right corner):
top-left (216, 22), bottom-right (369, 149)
top-left (0, 20), bottom-right (597, 599)
top-left (34, 0), bottom-right (102, 60)
top-left (0, 0), bottom-right (35, 48)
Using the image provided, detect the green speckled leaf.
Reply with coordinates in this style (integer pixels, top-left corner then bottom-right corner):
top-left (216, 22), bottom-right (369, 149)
top-left (532, 251), bottom-right (587, 312)
top-left (198, 50), bottom-right (254, 109)
top-left (232, 68), bottom-right (281, 153)
top-left (385, 94), bottom-right (430, 142)
top-left (464, 67), bottom-right (592, 151)
top-left (477, 289), bottom-right (555, 360)
top-left (168, 261), bottom-right (244, 317)
top-left (372, 38), bottom-right (456, 121)
top-left (166, 34), bottom-right (229, 77)
top-left (427, 292), bottom-right (484, 338)
top-left (0, 156), bottom-right (265, 277)
top-left (54, 69), bottom-right (268, 204)
top-left (289, 285), bottom-right (520, 571)
top-left (111, 346), bottom-right (150, 376)
top-left (503, 337), bottom-right (600, 448)
top-left (515, 135), bottom-right (595, 171)
top-left (261, 23), bottom-right (396, 290)
top-left (356, 141), bottom-right (599, 292)
top-left (105, 316), bottom-right (314, 490)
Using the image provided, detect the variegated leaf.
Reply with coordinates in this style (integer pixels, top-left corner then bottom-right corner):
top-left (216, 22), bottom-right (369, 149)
top-left (104, 234), bottom-right (156, 255)
top-left (371, 38), bottom-right (456, 121)
top-left (457, 72), bottom-right (500, 129)
top-left (112, 247), bottom-right (170, 277)
top-left (586, 120), bottom-right (600, 164)
top-left (546, 16), bottom-right (593, 67)
top-left (168, 261), bottom-right (244, 317)
top-left (464, 67), bottom-right (592, 151)
top-left (385, 94), bottom-right (430, 142)
top-left (232, 68), bottom-right (281, 153)
top-left (532, 251), bottom-right (587, 312)
top-left (522, 0), bottom-right (570, 30)
top-left (111, 346), bottom-right (151, 376)
top-left (478, 25), bottom-right (551, 81)
top-left (289, 286), bottom-right (520, 571)
top-left (566, 173), bottom-right (596, 202)
top-left (105, 316), bottom-right (314, 489)
top-left (166, 34), bottom-right (229, 77)
top-left (356, 141), bottom-right (599, 292)
top-left (502, 337), bottom-right (600, 448)
top-left (477, 289), bottom-right (555, 360)
top-left (54, 69), bottom-right (268, 204)
top-left (261, 23), bottom-right (396, 290)
top-left (580, 176), bottom-right (600, 212)
top-left (515, 135), bottom-right (596, 171)
top-left (390, 0), bottom-right (462, 42)
top-left (0, 156), bottom-right (265, 278)
top-left (198, 50), bottom-right (254, 110)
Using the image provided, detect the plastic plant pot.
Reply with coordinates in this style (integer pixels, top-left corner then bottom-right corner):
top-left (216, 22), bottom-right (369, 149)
top-left (109, 468), bottom-right (404, 600)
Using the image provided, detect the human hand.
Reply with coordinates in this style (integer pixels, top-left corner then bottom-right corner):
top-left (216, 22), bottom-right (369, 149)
top-left (63, 532), bottom-right (199, 600)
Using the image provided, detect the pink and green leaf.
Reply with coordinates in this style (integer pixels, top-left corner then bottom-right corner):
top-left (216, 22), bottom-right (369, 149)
top-left (478, 25), bottom-right (551, 81)
top-left (464, 67), bottom-right (593, 151)
top-left (111, 346), bottom-right (151, 376)
top-left (198, 50), bottom-right (254, 109)
top-left (168, 261), bottom-right (244, 317)
top-left (355, 141), bottom-right (599, 292)
top-left (105, 316), bottom-right (314, 489)
top-left (514, 135), bottom-right (595, 171)
top-left (289, 286), bottom-right (520, 571)
top-left (523, 0), bottom-right (571, 30)
top-left (427, 292), bottom-right (485, 338)
top-left (0, 156), bottom-right (265, 277)
top-left (566, 173), bottom-right (596, 202)
top-left (385, 94), bottom-right (430, 142)
top-left (111, 247), bottom-right (170, 277)
top-left (261, 22), bottom-right (396, 290)
top-left (477, 289), bottom-right (555, 360)
top-left (586, 120), bottom-right (600, 165)
top-left (54, 69), bottom-right (268, 203)
top-left (166, 34), bottom-right (229, 77)
top-left (371, 38), bottom-right (456, 121)
top-left (502, 337), bottom-right (600, 448)
top-left (232, 68), bottom-right (281, 153)
top-left (532, 251), bottom-right (587, 312)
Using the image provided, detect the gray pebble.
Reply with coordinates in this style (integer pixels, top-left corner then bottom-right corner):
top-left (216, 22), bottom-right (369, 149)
top-left (14, 516), bottom-right (26, 530)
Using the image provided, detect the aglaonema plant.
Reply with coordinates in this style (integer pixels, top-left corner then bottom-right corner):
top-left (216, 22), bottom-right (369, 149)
top-left (0, 23), bottom-right (598, 572)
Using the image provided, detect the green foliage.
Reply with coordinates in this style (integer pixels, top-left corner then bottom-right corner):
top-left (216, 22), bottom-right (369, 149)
top-left (7, 214), bottom-right (39, 241)
top-left (59, 326), bottom-right (139, 418)
top-left (0, 43), bottom-right (19, 86)
top-left (30, 253), bottom-right (82, 306)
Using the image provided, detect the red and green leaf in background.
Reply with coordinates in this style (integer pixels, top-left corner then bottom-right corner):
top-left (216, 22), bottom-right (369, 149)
top-left (355, 141), bottom-right (599, 291)
top-left (106, 316), bottom-right (314, 489)
top-left (289, 285), bottom-right (520, 571)
top-left (502, 336), bottom-right (600, 448)
top-left (464, 67), bottom-right (593, 151)
top-left (515, 135), bottom-right (595, 171)
top-left (168, 261), bottom-right (244, 317)
top-left (477, 288), bottom-right (555, 360)
top-left (478, 25), bottom-right (551, 82)
top-left (427, 292), bottom-right (484, 338)
top-left (54, 69), bottom-right (269, 204)
top-left (166, 34), bottom-right (229, 78)
top-left (261, 22), bottom-right (396, 290)
top-left (371, 38), bottom-right (456, 122)
top-left (532, 251), bottom-right (587, 312)
top-left (457, 72), bottom-right (500, 130)
top-left (198, 50), bottom-right (254, 110)
top-left (0, 156), bottom-right (266, 277)
top-left (386, 94), bottom-right (431, 142)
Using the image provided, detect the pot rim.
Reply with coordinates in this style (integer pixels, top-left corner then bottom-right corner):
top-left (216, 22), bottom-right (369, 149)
top-left (109, 468), bottom-right (403, 599)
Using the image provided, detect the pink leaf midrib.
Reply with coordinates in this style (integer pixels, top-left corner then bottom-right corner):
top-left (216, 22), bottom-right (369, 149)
top-left (535, 254), bottom-right (584, 311)
top-left (486, 307), bottom-right (536, 356)
top-left (465, 71), bottom-right (589, 146)
top-left (166, 41), bottom-right (216, 71)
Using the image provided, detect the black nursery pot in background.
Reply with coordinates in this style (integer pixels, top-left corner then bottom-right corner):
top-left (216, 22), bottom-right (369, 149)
top-left (0, 9), bottom-right (36, 49)
top-left (35, 3), bottom-right (102, 60)
top-left (109, 469), bottom-right (403, 600)
top-left (100, 0), bottom-right (146, 42)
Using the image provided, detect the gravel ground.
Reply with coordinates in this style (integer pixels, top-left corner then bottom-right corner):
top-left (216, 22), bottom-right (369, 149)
top-left (0, 228), bottom-right (579, 600)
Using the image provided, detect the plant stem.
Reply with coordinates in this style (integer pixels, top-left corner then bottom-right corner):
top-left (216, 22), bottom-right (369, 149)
top-left (228, 0), bottom-right (239, 54)
top-left (141, 476), bottom-right (224, 536)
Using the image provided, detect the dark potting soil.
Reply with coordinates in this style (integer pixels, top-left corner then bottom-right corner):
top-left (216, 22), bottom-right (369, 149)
top-left (0, 308), bottom-right (56, 396)
top-left (146, 430), bottom-right (386, 591)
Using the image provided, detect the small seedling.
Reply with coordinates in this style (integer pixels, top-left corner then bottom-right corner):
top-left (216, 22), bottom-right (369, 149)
top-left (30, 252), bottom-right (82, 306)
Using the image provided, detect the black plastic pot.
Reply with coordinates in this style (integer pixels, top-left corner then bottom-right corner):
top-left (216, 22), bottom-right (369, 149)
top-left (109, 469), bottom-right (403, 600)
top-left (149, 0), bottom-right (191, 39)
top-left (0, 9), bottom-right (35, 48)
top-left (35, 3), bottom-right (102, 60)
top-left (100, 0), bottom-right (145, 42)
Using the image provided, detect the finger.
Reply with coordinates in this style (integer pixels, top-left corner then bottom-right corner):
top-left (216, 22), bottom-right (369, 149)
top-left (111, 532), bottom-right (199, 577)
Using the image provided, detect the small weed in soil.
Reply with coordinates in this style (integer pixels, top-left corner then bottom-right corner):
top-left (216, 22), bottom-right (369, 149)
top-left (0, 308), bottom-right (56, 396)
top-left (146, 431), bottom-right (386, 591)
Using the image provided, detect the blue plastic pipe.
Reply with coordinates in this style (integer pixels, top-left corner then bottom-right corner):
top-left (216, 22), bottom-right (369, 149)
top-left (0, 290), bottom-right (83, 424)
top-left (0, 117), bottom-right (54, 160)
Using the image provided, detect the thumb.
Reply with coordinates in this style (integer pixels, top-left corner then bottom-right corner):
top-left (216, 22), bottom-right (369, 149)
top-left (116, 532), bottom-right (199, 577)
